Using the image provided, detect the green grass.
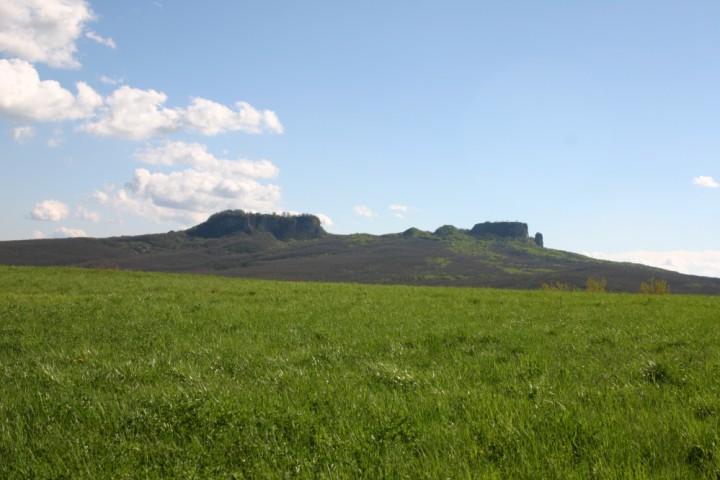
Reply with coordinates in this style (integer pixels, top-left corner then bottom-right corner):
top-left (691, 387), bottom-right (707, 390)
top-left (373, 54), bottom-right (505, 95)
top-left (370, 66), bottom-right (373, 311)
top-left (1, 266), bottom-right (719, 478)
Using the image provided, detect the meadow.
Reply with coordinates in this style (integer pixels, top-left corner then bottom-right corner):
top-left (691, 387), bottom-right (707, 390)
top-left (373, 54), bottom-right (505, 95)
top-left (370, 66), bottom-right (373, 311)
top-left (1, 266), bottom-right (719, 478)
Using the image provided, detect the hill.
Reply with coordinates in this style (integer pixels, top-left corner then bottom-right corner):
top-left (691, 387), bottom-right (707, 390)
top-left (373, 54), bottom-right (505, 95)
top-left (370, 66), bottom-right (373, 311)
top-left (1, 210), bottom-right (719, 294)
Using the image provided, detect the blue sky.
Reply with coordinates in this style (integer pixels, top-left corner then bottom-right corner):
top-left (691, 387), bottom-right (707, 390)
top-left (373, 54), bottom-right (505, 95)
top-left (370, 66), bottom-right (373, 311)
top-left (1, 1), bottom-right (719, 277)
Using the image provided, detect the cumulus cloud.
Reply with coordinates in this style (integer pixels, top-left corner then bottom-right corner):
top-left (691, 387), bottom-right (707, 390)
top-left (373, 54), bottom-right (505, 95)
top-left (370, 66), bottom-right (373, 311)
top-left (134, 141), bottom-right (279, 178)
top-left (11, 125), bottom-right (34, 143)
top-left (354, 205), bottom-right (376, 218)
top-left (0, 61), bottom-right (280, 141)
top-left (0, 0), bottom-right (95, 68)
top-left (79, 86), bottom-right (181, 140)
top-left (184, 98), bottom-right (284, 135)
top-left (0, 2), bottom-right (282, 142)
top-left (0, 59), bottom-right (102, 121)
top-left (693, 175), bottom-right (719, 188)
top-left (78, 87), bottom-right (283, 140)
top-left (585, 250), bottom-right (720, 278)
top-left (93, 142), bottom-right (283, 225)
top-left (30, 199), bottom-right (69, 221)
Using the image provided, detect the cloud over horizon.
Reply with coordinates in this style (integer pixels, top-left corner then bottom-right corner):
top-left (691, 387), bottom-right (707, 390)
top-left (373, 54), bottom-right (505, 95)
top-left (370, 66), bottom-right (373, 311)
top-left (93, 141), bottom-right (283, 226)
top-left (585, 250), bottom-right (720, 279)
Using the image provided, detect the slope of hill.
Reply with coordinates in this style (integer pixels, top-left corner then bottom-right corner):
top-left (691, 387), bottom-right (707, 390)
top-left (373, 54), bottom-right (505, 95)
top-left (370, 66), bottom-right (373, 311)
top-left (2, 210), bottom-right (719, 294)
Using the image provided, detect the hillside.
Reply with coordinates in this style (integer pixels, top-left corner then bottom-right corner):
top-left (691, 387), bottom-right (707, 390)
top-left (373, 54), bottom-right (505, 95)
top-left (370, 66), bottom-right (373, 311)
top-left (1, 210), bottom-right (719, 294)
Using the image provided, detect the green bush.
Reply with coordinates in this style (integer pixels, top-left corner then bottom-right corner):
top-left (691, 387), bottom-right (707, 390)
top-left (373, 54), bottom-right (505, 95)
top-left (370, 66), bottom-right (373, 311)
top-left (585, 277), bottom-right (607, 293)
top-left (639, 277), bottom-right (670, 294)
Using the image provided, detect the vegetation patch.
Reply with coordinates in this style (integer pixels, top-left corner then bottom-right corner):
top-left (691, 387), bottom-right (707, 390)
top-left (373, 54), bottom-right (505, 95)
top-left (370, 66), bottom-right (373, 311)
top-left (1, 266), bottom-right (720, 477)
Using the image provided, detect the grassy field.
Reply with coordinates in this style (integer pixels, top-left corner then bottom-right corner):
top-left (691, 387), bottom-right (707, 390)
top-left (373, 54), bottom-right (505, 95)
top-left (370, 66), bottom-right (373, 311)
top-left (1, 266), bottom-right (719, 478)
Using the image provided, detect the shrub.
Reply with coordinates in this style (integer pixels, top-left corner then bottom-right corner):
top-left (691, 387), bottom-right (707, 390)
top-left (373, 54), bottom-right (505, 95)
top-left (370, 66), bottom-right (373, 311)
top-left (541, 281), bottom-right (573, 292)
top-left (585, 277), bottom-right (607, 293)
top-left (639, 277), bottom-right (670, 294)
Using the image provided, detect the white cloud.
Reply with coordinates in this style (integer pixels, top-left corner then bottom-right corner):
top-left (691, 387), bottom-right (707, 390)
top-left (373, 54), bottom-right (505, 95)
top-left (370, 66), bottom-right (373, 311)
top-left (76, 206), bottom-right (100, 222)
top-left (79, 86), bottom-right (181, 140)
top-left (0, 0), bottom-right (95, 68)
top-left (0, 62), bottom-right (280, 142)
top-left (134, 141), bottom-right (279, 178)
top-left (316, 213), bottom-right (333, 228)
top-left (79, 88), bottom-right (283, 140)
top-left (30, 199), bottom-right (69, 221)
top-left (93, 142), bottom-right (283, 225)
top-left (354, 205), bottom-right (376, 218)
top-left (0, 59), bottom-right (102, 121)
top-left (693, 175), bottom-right (719, 189)
top-left (32, 226), bottom-right (87, 238)
top-left (85, 30), bottom-right (115, 49)
top-left (389, 204), bottom-right (411, 219)
top-left (184, 98), bottom-right (284, 135)
top-left (99, 75), bottom-right (123, 86)
top-left (52, 226), bottom-right (87, 238)
top-left (11, 125), bottom-right (34, 143)
top-left (585, 250), bottom-right (720, 278)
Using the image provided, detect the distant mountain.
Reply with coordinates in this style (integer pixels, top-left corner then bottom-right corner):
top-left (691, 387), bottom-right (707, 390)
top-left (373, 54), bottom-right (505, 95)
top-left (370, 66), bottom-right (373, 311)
top-left (2, 210), bottom-right (719, 294)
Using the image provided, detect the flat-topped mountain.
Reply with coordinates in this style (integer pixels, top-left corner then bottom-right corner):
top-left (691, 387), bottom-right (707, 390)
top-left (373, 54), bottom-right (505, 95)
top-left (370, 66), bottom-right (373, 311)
top-left (186, 210), bottom-right (325, 240)
top-left (1, 211), bottom-right (719, 294)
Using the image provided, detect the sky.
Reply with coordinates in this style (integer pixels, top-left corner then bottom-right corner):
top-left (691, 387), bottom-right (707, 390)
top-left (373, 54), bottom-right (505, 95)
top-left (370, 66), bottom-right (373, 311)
top-left (1, 1), bottom-right (719, 278)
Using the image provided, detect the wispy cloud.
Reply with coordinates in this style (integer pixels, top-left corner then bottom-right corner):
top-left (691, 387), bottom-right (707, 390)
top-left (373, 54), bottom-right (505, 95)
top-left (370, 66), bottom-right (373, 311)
top-left (389, 204), bottom-right (415, 219)
top-left (32, 226), bottom-right (88, 239)
top-left (76, 206), bottom-right (101, 222)
top-left (354, 205), bottom-right (376, 218)
top-left (53, 226), bottom-right (87, 238)
top-left (86, 31), bottom-right (116, 49)
top-left (693, 175), bottom-right (719, 188)
top-left (585, 250), bottom-right (720, 278)
top-left (47, 128), bottom-right (64, 148)
top-left (99, 75), bottom-right (124, 86)
top-left (11, 125), bottom-right (34, 143)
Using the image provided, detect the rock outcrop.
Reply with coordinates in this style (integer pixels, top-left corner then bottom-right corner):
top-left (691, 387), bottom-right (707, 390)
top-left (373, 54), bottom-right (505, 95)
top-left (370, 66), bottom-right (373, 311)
top-left (186, 210), bottom-right (325, 241)
top-left (470, 221), bottom-right (529, 239)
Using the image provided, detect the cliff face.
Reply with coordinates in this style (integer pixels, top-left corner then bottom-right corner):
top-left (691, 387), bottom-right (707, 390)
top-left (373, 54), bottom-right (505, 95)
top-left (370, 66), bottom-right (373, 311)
top-left (186, 210), bottom-right (325, 240)
top-left (470, 221), bottom-right (529, 239)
